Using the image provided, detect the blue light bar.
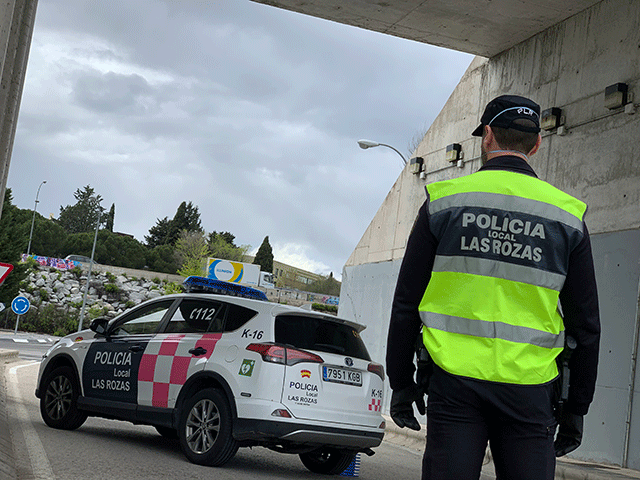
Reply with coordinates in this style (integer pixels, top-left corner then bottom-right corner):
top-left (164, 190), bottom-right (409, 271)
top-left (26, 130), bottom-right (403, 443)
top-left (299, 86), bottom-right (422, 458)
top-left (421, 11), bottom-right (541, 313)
top-left (183, 276), bottom-right (269, 301)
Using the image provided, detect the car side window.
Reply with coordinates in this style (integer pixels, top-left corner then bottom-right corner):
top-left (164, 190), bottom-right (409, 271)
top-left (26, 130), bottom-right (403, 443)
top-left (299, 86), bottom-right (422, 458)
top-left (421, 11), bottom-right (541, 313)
top-left (164, 299), bottom-right (225, 334)
top-left (224, 303), bottom-right (258, 332)
top-left (111, 300), bottom-right (174, 336)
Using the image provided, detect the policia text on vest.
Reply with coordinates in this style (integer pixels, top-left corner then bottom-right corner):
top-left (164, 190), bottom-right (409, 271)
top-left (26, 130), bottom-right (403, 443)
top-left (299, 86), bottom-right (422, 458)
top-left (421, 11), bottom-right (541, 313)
top-left (459, 212), bottom-right (544, 262)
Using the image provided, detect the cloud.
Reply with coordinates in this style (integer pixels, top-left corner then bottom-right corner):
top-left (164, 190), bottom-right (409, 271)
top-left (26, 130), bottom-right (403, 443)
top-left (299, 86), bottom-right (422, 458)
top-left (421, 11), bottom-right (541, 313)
top-left (8, 0), bottom-right (473, 279)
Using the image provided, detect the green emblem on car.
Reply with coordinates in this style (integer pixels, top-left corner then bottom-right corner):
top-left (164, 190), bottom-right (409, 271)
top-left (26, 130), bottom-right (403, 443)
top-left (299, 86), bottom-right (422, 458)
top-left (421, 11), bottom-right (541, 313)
top-left (239, 359), bottom-right (256, 377)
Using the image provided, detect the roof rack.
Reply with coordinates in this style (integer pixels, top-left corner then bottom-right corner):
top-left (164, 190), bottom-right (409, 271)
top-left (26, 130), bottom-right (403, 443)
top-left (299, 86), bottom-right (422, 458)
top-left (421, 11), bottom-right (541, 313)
top-left (183, 276), bottom-right (269, 302)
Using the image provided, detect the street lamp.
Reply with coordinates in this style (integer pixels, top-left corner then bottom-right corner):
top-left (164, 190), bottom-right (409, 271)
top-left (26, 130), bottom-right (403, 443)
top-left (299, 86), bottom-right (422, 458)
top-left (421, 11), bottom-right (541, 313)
top-left (357, 139), bottom-right (408, 166)
top-left (78, 209), bottom-right (101, 332)
top-left (26, 180), bottom-right (46, 256)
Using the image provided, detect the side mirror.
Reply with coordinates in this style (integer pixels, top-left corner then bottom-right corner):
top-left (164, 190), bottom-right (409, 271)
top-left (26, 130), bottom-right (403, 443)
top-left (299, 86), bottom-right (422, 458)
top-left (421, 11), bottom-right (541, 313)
top-left (90, 317), bottom-right (109, 336)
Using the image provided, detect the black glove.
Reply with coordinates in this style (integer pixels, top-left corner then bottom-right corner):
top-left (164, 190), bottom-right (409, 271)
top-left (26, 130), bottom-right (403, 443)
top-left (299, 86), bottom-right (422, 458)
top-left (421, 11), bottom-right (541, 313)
top-left (554, 411), bottom-right (584, 457)
top-left (390, 383), bottom-right (426, 431)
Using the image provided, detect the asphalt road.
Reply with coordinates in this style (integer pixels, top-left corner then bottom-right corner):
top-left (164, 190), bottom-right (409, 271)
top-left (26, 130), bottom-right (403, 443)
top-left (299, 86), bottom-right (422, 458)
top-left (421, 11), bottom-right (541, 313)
top-left (7, 361), bottom-right (443, 480)
top-left (0, 332), bottom-right (57, 362)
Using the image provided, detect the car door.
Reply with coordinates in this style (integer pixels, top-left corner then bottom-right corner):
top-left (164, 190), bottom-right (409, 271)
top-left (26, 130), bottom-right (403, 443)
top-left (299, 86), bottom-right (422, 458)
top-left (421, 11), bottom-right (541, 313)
top-left (136, 297), bottom-right (226, 413)
top-left (81, 299), bottom-right (176, 419)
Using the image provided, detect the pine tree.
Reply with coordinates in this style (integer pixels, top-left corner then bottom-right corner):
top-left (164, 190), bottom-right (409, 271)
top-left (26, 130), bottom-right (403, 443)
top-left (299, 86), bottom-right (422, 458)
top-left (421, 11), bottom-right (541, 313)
top-left (106, 204), bottom-right (115, 232)
top-left (253, 236), bottom-right (273, 273)
top-left (58, 185), bottom-right (105, 234)
top-left (145, 201), bottom-right (203, 247)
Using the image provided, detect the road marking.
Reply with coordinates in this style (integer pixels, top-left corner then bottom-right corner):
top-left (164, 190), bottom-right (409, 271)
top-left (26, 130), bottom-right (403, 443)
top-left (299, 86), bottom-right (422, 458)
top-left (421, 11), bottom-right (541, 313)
top-left (8, 363), bottom-right (55, 480)
top-left (12, 338), bottom-right (28, 343)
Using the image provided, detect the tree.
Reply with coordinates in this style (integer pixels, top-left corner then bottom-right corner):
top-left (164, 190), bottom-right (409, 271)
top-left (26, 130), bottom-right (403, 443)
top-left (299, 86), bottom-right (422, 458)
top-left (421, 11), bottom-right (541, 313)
top-left (253, 236), bottom-right (273, 273)
top-left (58, 185), bottom-right (106, 234)
top-left (106, 204), bottom-right (115, 232)
top-left (98, 230), bottom-right (147, 269)
top-left (208, 231), bottom-right (236, 247)
top-left (145, 216), bottom-right (172, 248)
top-left (307, 272), bottom-right (342, 296)
top-left (0, 189), bottom-right (29, 306)
top-left (168, 201), bottom-right (202, 245)
top-left (207, 235), bottom-right (250, 262)
top-left (26, 214), bottom-right (68, 258)
top-left (175, 231), bottom-right (209, 277)
top-left (145, 244), bottom-right (179, 274)
top-left (144, 201), bottom-right (203, 248)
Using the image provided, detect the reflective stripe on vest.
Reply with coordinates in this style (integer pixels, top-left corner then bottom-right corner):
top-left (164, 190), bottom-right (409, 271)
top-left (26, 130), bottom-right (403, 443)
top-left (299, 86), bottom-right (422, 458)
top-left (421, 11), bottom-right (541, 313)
top-left (420, 169), bottom-right (586, 385)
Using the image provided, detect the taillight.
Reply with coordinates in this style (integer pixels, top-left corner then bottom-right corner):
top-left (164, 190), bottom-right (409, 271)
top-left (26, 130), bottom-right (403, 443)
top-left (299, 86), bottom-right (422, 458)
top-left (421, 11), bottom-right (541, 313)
top-left (246, 343), bottom-right (286, 364)
top-left (246, 343), bottom-right (324, 366)
top-left (368, 362), bottom-right (385, 381)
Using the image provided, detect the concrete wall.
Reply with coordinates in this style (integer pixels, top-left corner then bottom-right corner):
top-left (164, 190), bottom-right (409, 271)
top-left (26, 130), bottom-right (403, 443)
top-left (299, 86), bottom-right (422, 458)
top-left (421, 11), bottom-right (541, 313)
top-left (339, 0), bottom-right (640, 468)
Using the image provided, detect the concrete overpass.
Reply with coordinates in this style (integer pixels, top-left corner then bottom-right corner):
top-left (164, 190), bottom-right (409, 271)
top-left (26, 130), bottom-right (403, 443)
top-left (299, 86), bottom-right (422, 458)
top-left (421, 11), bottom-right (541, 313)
top-left (251, 0), bottom-right (602, 57)
top-left (253, 0), bottom-right (640, 470)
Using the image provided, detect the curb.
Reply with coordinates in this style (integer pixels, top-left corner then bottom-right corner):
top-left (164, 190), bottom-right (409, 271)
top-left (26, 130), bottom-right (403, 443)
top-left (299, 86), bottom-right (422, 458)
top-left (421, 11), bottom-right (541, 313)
top-left (0, 349), bottom-right (19, 480)
top-left (0, 349), bottom-right (19, 363)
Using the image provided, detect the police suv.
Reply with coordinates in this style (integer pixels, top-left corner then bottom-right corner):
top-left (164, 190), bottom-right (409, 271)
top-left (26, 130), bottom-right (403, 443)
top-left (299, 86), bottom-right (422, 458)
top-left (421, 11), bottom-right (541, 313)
top-left (35, 276), bottom-right (385, 474)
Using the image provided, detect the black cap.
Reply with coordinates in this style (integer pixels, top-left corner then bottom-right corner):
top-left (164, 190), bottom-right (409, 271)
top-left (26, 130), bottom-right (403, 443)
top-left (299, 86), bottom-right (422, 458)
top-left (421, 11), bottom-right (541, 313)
top-left (471, 95), bottom-right (541, 137)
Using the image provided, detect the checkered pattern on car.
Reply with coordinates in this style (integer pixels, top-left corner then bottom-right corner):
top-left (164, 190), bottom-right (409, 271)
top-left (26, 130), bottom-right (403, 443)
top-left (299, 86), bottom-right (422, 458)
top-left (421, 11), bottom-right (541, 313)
top-left (368, 398), bottom-right (382, 412)
top-left (137, 333), bottom-right (222, 408)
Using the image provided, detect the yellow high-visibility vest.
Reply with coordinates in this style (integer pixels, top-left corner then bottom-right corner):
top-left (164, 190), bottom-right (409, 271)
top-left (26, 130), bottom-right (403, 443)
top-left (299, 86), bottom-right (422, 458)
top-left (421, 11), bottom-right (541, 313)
top-left (420, 169), bottom-right (587, 385)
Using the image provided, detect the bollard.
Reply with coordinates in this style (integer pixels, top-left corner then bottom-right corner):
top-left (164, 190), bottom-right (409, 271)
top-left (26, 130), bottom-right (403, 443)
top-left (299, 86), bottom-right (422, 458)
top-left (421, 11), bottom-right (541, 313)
top-left (340, 454), bottom-right (360, 477)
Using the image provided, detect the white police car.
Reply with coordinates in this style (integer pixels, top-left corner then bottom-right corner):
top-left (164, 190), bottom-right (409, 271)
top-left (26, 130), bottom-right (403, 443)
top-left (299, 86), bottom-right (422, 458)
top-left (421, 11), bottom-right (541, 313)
top-left (36, 276), bottom-right (385, 474)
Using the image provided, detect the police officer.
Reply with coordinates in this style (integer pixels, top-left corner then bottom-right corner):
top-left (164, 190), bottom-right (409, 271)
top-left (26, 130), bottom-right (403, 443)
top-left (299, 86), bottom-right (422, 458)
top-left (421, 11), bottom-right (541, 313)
top-left (386, 95), bottom-right (601, 480)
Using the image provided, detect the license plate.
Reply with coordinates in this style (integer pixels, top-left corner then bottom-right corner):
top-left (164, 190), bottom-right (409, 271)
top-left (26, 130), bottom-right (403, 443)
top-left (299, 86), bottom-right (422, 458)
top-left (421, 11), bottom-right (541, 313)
top-left (322, 366), bottom-right (362, 386)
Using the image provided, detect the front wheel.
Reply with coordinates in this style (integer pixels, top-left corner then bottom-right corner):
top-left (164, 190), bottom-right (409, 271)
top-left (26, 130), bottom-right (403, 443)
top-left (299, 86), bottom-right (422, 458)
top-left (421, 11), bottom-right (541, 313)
top-left (299, 448), bottom-right (356, 475)
top-left (178, 388), bottom-right (239, 466)
top-left (40, 366), bottom-right (87, 430)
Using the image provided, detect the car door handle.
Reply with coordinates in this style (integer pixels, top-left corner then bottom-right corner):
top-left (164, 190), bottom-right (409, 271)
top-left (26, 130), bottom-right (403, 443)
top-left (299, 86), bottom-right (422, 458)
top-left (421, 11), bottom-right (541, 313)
top-left (189, 347), bottom-right (207, 356)
top-left (129, 345), bottom-right (144, 352)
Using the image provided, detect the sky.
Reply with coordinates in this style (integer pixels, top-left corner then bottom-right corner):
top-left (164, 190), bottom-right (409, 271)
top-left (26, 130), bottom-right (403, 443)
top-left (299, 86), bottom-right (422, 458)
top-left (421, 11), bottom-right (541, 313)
top-left (8, 0), bottom-right (473, 279)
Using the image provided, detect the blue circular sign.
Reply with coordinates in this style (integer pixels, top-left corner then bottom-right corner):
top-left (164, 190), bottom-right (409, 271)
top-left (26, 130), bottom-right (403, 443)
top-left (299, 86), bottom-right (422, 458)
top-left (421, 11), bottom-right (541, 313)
top-left (11, 296), bottom-right (30, 315)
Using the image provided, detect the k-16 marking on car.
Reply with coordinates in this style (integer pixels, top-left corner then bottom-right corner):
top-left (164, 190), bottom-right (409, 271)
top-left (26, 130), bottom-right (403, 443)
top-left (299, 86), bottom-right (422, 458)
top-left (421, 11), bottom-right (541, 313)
top-left (35, 276), bottom-right (385, 474)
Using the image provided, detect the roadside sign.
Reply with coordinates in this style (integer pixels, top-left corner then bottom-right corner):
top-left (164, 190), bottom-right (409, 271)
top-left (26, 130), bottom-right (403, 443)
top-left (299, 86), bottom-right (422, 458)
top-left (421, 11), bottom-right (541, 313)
top-left (0, 262), bottom-right (13, 285)
top-left (11, 296), bottom-right (30, 315)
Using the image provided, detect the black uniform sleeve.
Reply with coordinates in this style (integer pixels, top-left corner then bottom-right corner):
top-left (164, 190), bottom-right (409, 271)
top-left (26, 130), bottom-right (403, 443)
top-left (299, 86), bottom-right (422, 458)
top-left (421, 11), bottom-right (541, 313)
top-left (386, 200), bottom-right (438, 391)
top-left (559, 222), bottom-right (601, 416)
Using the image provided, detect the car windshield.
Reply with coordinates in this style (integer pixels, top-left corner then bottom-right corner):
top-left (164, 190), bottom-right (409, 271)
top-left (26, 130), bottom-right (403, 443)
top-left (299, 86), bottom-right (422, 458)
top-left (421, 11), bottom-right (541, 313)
top-left (275, 315), bottom-right (371, 361)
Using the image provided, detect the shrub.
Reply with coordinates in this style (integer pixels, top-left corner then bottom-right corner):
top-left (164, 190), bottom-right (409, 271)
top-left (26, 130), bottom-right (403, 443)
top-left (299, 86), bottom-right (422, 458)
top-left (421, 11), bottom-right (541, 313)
top-left (311, 303), bottom-right (338, 315)
top-left (105, 271), bottom-right (116, 282)
top-left (4, 304), bottom-right (79, 337)
top-left (163, 282), bottom-right (183, 295)
top-left (39, 288), bottom-right (49, 301)
top-left (70, 266), bottom-right (83, 279)
top-left (105, 283), bottom-right (120, 293)
top-left (23, 256), bottom-right (39, 272)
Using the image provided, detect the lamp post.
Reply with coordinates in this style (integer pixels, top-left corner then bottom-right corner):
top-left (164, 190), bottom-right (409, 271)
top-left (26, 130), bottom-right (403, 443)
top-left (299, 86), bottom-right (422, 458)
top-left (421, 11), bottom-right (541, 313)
top-left (78, 209), bottom-right (101, 332)
top-left (27, 181), bottom-right (46, 256)
top-left (357, 139), bottom-right (408, 166)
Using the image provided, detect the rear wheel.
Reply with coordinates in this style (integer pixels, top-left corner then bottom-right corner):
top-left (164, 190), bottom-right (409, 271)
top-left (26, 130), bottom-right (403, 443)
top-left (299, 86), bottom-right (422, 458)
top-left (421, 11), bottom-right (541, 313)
top-left (178, 388), bottom-right (239, 466)
top-left (40, 366), bottom-right (87, 430)
top-left (299, 448), bottom-right (356, 475)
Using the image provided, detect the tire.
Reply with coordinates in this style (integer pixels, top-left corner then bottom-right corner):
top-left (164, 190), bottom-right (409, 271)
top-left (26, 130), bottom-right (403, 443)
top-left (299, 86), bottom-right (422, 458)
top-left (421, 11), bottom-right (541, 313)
top-left (299, 448), bottom-right (356, 475)
top-left (178, 388), bottom-right (239, 466)
top-left (40, 366), bottom-right (88, 430)
top-left (155, 426), bottom-right (178, 439)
